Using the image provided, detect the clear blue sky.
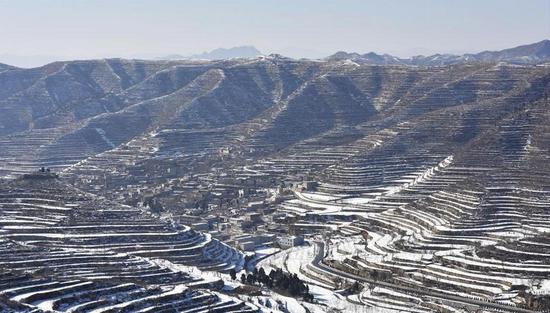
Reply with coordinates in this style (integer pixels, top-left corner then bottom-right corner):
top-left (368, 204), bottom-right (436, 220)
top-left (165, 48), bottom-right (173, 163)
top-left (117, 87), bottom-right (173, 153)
top-left (1, 0), bottom-right (549, 67)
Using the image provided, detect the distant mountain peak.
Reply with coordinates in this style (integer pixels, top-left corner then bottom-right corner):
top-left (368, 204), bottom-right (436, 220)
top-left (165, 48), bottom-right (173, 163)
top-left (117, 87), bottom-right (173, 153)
top-left (191, 45), bottom-right (262, 60)
top-left (158, 46), bottom-right (263, 61)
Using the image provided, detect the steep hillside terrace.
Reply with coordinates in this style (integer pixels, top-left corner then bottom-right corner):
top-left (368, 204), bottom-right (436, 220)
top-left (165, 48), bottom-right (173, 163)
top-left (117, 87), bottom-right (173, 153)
top-left (0, 179), bottom-right (253, 312)
top-left (302, 169), bottom-right (550, 311)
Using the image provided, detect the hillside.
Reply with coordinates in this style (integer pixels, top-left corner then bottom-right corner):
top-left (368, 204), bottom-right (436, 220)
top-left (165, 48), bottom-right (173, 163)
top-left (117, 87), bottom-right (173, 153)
top-left (0, 55), bottom-right (548, 177)
top-left (1, 49), bottom-right (550, 312)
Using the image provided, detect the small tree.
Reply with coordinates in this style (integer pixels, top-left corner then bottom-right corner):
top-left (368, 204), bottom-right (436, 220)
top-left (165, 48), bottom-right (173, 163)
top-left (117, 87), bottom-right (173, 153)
top-left (257, 267), bottom-right (267, 284)
top-left (240, 273), bottom-right (246, 284)
top-left (258, 267), bottom-right (266, 277)
top-left (247, 273), bottom-right (255, 284)
top-left (269, 269), bottom-right (277, 281)
top-left (229, 269), bottom-right (237, 280)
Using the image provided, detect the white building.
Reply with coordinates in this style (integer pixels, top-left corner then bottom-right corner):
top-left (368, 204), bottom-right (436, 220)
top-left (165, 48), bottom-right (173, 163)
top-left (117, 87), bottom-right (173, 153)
top-left (277, 235), bottom-right (304, 249)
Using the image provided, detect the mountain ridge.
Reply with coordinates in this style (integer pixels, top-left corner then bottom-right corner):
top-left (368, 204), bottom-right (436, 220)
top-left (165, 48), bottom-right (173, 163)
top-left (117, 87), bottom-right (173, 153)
top-left (327, 39), bottom-right (550, 65)
top-left (1, 40), bottom-right (549, 70)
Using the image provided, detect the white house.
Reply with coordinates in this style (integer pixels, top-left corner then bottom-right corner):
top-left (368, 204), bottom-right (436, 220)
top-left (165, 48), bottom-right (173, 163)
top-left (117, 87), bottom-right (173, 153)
top-left (277, 235), bottom-right (304, 249)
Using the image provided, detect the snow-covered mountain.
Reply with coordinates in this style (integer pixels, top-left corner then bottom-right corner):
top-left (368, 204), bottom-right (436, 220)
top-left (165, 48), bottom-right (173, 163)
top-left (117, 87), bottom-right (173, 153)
top-left (327, 51), bottom-right (405, 65)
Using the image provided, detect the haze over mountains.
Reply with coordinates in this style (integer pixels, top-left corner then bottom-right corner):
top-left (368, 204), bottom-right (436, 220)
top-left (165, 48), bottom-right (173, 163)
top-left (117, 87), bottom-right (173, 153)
top-left (159, 45), bottom-right (263, 61)
top-left (3, 40), bottom-right (550, 69)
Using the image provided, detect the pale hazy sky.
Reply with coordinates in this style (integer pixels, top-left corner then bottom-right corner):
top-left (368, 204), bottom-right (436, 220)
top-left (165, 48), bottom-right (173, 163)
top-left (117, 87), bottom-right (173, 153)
top-left (1, 0), bottom-right (549, 67)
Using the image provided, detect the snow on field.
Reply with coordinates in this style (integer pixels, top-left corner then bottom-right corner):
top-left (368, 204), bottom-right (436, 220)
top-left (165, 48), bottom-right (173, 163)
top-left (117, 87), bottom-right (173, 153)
top-left (250, 286), bottom-right (376, 313)
top-left (340, 196), bottom-right (380, 205)
top-left (444, 254), bottom-right (550, 272)
top-left (255, 246), bottom-right (280, 257)
top-left (258, 242), bottom-right (325, 278)
top-left (245, 246), bottom-right (281, 271)
top-left (298, 191), bottom-right (341, 202)
top-left (270, 292), bottom-right (307, 313)
top-left (12, 281), bottom-right (93, 302)
top-left (0, 230), bottom-right (188, 241)
top-left (89, 284), bottom-right (187, 313)
top-left (373, 286), bottom-right (423, 303)
top-left (257, 245), bottom-right (293, 273)
top-left (531, 279), bottom-right (550, 295)
top-left (257, 242), bottom-right (375, 312)
top-left (287, 198), bottom-right (344, 213)
top-left (305, 284), bottom-right (384, 313)
top-left (149, 257), bottom-right (224, 285)
top-left (366, 232), bottom-right (393, 255)
top-left (329, 235), bottom-right (367, 261)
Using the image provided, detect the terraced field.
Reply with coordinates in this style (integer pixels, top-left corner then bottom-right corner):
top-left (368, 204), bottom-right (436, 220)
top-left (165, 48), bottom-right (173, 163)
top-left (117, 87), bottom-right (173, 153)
top-left (261, 102), bottom-right (550, 311)
top-left (0, 55), bottom-right (549, 312)
top-left (0, 178), bottom-right (253, 312)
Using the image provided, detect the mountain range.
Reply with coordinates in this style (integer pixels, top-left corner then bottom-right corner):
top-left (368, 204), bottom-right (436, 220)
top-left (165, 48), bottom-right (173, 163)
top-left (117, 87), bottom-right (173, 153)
top-left (0, 45), bottom-right (548, 180)
top-left (327, 39), bottom-right (550, 65)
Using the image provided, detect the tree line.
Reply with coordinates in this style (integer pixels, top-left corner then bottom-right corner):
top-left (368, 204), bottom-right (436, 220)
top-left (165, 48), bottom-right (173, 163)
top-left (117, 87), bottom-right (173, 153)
top-left (230, 267), bottom-right (314, 302)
